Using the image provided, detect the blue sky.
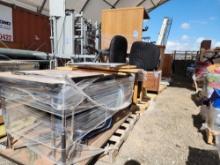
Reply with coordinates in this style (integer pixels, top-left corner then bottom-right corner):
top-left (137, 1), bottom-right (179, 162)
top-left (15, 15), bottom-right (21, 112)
top-left (144, 0), bottom-right (220, 51)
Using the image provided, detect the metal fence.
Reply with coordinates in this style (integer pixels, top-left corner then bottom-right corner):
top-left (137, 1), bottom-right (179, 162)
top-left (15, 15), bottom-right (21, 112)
top-left (173, 50), bottom-right (199, 61)
top-left (171, 50), bottom-right (199, 76)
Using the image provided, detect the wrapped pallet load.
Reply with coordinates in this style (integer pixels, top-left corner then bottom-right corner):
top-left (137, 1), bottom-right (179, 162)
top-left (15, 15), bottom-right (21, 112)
top-left (0, 70), bottom-right (135, 164)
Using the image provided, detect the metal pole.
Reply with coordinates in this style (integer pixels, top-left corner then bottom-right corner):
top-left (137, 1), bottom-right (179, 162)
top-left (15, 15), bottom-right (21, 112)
top-left (49, 16), bottom-right (58, 69)
top-left (80, 13), bottom-right (84, 62)
top-left (51, 114), bottom-right (56, 159)
top-left (61, 84), bottom-right (66, 165)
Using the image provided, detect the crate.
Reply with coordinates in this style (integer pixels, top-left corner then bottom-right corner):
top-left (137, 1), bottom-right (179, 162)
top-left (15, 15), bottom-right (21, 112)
top-left (142, 71), bottom-right (162, 93)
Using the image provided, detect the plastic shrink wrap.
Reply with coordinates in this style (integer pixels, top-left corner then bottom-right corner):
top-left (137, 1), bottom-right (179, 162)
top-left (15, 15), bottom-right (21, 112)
top-left (0, 70), bottom-right (135, 164)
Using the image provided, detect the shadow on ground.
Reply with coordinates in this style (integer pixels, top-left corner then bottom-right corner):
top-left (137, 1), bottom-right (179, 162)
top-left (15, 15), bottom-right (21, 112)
top-left (124, 159), bottom-right (141, 165)
top-left (170, 74), bottom-right (195, 91)
top-left (191, 92), bottom-right (205, 106)
top-left (192, 114), bottom-right (207, 143)
top-left (186, 146), bottom-right (220, 165)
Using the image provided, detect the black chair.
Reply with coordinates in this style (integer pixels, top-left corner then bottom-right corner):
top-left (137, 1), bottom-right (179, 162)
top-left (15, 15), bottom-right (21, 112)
top-left (109, 35), bottom-right (127, 63)
top-left (96, 35), bottom-right (128, 63)
top-left (129, 41), bottom-right (160, 71)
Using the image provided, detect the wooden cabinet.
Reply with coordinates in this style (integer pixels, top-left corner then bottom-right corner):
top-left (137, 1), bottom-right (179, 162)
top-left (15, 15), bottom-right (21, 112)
top-left (101, 7), bottom-right (149, 52)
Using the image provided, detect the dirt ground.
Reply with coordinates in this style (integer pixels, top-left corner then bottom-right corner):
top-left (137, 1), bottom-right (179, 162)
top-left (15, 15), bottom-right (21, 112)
top-left (96, 81), bottom-right (220, 165)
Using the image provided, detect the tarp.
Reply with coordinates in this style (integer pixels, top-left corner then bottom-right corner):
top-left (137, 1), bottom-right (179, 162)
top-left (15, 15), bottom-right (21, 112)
top-left (0, 0), bottom-right (169, 22)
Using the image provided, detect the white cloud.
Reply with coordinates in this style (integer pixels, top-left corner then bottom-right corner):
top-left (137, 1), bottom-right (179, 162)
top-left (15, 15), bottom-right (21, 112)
top-left (181, 35), bottom-right (190, 41)
top-left (166, 41), bottom-right (191, 51)
top-left (180, 22), bottom-right (190, 29)
top-left (166, 37), bottom-right (220, 52)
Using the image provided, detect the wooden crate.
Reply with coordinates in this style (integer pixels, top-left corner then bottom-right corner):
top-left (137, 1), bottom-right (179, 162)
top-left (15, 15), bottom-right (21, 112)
top-left (142, 71), bottom-right (162, 93)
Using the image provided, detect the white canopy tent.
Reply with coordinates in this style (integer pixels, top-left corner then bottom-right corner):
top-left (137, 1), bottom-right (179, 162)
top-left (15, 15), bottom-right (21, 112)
top-left (0, 0), bottom-right (170, 21)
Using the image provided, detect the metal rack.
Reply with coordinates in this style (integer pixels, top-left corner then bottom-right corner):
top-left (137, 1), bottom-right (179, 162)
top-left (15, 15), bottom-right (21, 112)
top-left (73, 12), bottom-right (99, 62)
top-left (50, 10), bottom-right (99, 63)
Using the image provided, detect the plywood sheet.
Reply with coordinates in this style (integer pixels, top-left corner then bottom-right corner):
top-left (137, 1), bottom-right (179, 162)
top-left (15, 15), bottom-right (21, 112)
top-left (101, 7), bottom-right (145, 52)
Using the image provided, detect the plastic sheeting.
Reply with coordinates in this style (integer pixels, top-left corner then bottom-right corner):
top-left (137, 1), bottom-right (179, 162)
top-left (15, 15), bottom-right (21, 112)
top-left (0, 70), bottom-right (135, 164)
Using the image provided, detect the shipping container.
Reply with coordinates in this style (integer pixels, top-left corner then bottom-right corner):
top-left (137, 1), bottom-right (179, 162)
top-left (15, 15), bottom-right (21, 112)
top-left (0, 2), bottom-right (51, 53)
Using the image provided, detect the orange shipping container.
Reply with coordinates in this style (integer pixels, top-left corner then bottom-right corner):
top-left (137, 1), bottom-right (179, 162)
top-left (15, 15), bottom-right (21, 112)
top-left (0, 2), bottom-right (51, 53)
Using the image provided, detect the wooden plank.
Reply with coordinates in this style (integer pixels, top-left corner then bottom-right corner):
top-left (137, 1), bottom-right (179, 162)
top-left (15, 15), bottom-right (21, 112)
top-left (0, 70), bottom-right (105, 85)
top-left (132, 81), bottom-right (138, 104)
top-left (109, 135), bottom-right (121, 142)
top-left (115, 129), bottom-right (125, 135)
top-left (70, 63), bottom-right (132, 69)
top-left (121, 123), bottom-right (130, 129)
top-left (68, 64), bottom-right (140, 74)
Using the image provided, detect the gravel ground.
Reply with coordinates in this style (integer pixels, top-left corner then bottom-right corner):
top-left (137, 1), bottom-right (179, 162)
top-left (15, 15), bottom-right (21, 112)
top-left (96, 86), bottom-right (220, 165)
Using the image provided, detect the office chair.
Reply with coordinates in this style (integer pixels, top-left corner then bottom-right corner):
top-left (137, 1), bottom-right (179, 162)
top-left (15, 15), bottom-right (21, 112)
top-left (109, 35), bottom-right (127, 63)
top-left (95, 35), bottom-right (128, 63)
top-left (129, 41), bottom-right (160, 71)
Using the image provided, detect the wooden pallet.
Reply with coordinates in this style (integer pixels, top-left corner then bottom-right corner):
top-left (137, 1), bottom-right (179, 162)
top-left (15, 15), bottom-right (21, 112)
top-left (136, 98), bottom-right (149, 113)
top-left (135, 89), bottom-right (158, 113)
top-left (98, 113), bottom-right (140, 163)
top-left (146, 93), bottom-right (158, 101)
top-left (0, 109), bottom-right (134, 165)
top-left (159, 84), bottom-right (167, 93)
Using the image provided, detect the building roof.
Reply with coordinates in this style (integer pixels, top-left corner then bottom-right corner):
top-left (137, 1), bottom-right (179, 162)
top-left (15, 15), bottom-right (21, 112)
top-left (0, 0), bottom-right (169, 22)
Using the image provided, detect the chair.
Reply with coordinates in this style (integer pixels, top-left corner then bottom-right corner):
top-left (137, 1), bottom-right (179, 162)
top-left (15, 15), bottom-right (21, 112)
top-left (129, 41), bottom-right (160, 71)
top-left (96, 35), bottom-right (128, 63)
top-left (109, 35), bottom-right (128, 63)
top-left (129, 41), bottom-right (161, 94)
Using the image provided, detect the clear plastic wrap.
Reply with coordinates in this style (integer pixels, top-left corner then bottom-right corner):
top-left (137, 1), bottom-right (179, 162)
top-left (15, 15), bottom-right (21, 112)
top-left (0, 70), bottom-right (135, 164)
